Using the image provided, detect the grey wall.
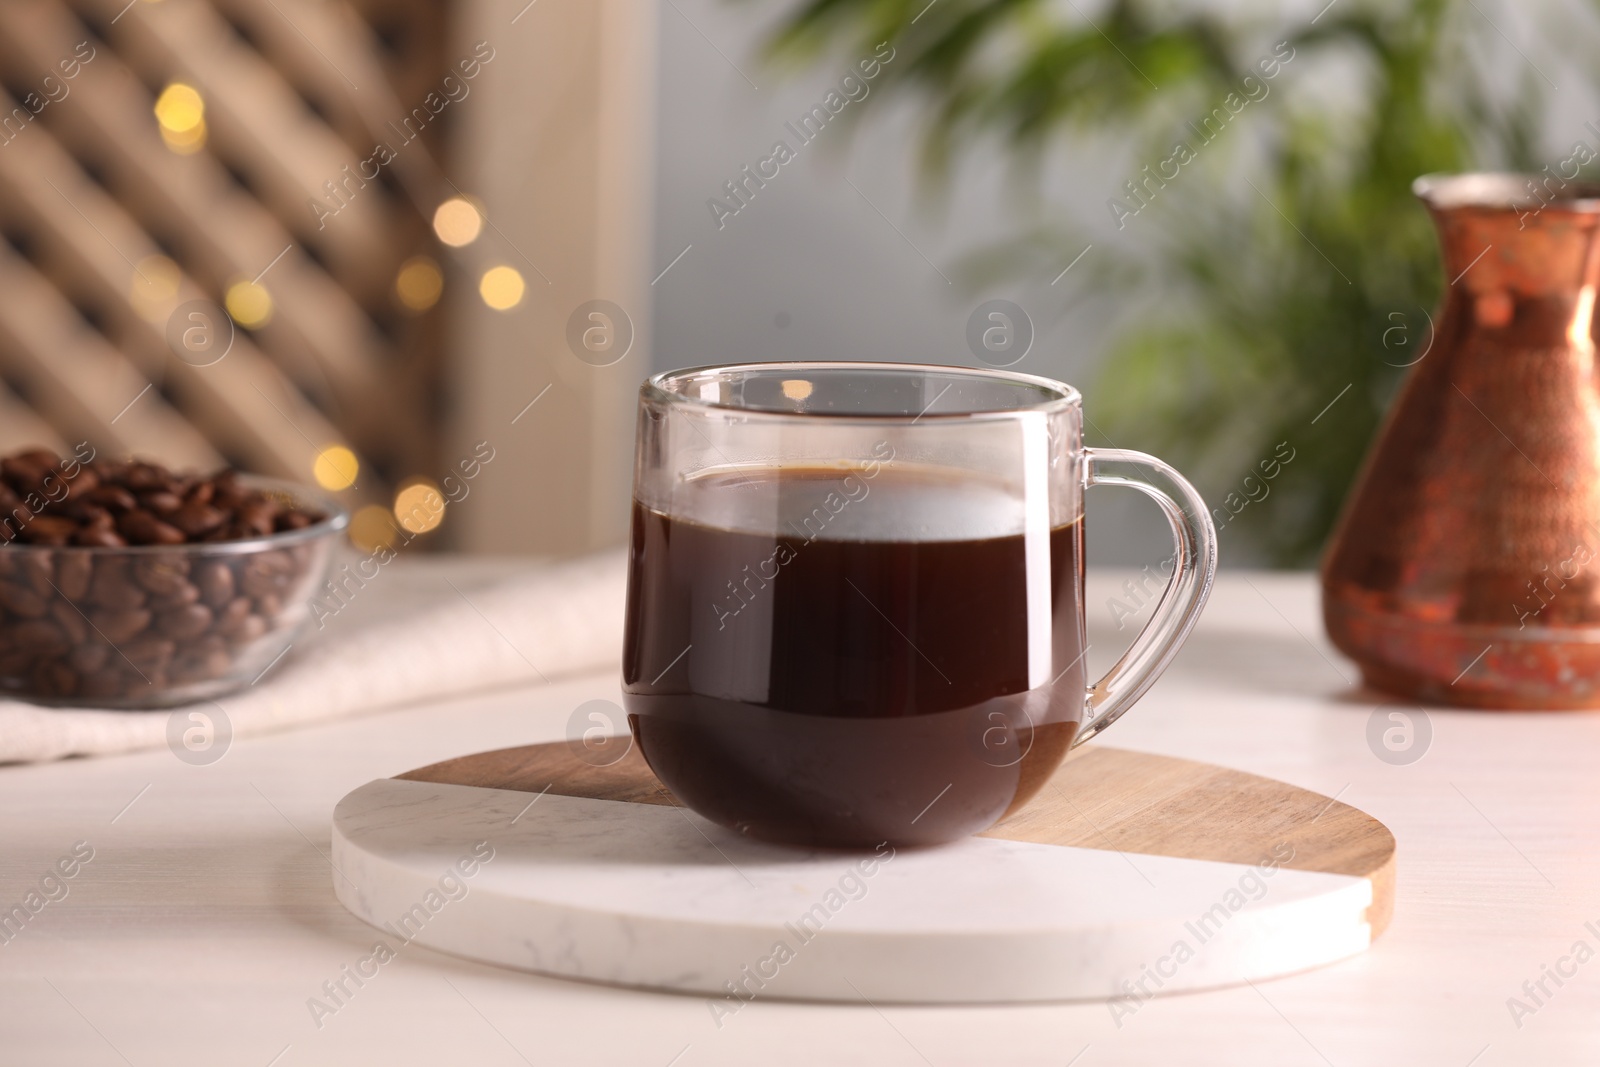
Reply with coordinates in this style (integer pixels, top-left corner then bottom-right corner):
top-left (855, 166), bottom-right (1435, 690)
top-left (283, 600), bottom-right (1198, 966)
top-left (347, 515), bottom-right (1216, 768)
top-left (648, 0), bottom-right (1172, 567)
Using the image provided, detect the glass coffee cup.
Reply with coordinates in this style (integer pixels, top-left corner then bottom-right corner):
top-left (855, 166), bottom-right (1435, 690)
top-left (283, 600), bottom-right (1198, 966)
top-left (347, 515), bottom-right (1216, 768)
top-left (622, 363), bottom-right (1216, 848)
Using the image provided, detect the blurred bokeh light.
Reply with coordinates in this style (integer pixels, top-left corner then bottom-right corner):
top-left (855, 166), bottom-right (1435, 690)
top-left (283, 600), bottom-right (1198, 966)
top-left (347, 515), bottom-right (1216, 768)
top-left (312, 446), bottom-right (360, 492)
top-left (394, 482), bottom-right (446, 534)
top-left (395, 255), bottom-right (444, 312)
top-left (432, 197), bottom-right (483, 247)
top-left (478, 266), bottom-right (524, 311)
top-left (224, 280), bottom-right (273, 329)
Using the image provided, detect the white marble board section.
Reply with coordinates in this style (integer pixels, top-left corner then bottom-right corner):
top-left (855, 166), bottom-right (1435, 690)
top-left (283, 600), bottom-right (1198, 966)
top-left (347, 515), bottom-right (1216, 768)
top-left (331, 778), bottom-right (1374, 1004)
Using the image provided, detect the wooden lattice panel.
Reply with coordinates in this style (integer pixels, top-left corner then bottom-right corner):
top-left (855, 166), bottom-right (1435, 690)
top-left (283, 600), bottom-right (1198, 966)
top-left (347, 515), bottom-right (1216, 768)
top-left (0, 0), bottom-right (450, 505)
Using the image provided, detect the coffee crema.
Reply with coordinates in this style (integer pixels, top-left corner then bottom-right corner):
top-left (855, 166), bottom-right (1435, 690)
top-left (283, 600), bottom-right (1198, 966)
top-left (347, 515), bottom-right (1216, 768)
top-left (622, 465), bottom-right (1086, 848)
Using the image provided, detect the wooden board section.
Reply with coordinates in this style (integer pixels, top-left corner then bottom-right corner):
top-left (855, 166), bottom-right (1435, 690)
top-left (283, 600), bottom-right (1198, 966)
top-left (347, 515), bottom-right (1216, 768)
top-left (400, 740), bottom-right (1396, 937)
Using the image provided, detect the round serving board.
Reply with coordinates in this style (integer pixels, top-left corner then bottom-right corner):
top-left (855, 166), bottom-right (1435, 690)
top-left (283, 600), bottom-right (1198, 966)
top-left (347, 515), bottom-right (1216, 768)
top-left (331, 740), bottom-right (1394, 1004)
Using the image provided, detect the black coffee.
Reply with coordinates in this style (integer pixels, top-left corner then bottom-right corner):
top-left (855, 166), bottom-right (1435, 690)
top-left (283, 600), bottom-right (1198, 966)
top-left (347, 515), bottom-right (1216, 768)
top-left (622, 466), bottom-right (1085, 847)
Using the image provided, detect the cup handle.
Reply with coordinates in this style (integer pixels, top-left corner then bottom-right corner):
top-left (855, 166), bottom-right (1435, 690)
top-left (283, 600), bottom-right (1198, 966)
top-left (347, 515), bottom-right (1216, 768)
top-left (1074, 447), bottom-right (1218, 746)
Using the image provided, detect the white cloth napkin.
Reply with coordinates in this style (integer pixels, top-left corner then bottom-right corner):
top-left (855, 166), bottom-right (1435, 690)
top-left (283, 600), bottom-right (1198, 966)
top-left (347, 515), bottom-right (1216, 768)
top-left (0, 551), bottom-right (627, 764)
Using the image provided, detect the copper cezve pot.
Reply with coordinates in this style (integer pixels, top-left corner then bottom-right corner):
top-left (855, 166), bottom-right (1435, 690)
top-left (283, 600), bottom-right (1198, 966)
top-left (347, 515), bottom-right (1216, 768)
top-left (1323, 172), bottom-right (1600, 709)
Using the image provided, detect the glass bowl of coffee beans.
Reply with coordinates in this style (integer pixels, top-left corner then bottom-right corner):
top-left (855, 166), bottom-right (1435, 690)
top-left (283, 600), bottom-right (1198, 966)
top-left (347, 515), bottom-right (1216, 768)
top-left (0, 448), bottom-right (348, 708)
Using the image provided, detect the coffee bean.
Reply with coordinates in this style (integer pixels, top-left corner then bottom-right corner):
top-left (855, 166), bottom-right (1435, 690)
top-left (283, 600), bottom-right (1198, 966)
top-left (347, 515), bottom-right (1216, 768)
top-left (6, 619), bottom-right (68, 656)
top-left (211, 470), bottom-right (241, 499)
top-left (193, 633), bottom-right (227, 655)
top-left (139, 490), bottom-right (183, 514)
top-left (19, 515), bottom-right (75, 545)
top-left (122, 636), bottom-right (175, 672)
top-left (74, 526), bottom-right (127, 548)
top-left (225, 613), bottom-right (268, 645)
top-left (60, 498), bottom-right (102, 523)
top-left (123, 463), bottom-right (166, 491)
top-left (90, 607), bottom-right (151, 643)
top-left (170, 502), bottom-right (227, 538)
top-left (64, 467), bottom-right (99, 494)
top-left (237, 501), bottom-right (276, 538)
top-left (215, 597), bottom-right (254, 636)
top-left (118, 510), bottom-right (185, 546)
top-left (78, 669), bottom-right (125, 700)
top-left (32, 660), bottom-right (77, 698)
top-left (195, 561), bottom-right (234, 608)
top-left (155, 603), bottom-right (212, 640)
top-left (66, 642), bottom-right (109, 673)
top-left (56, 553), bottom-right (92, 601)
top-left (240, 553), bottom-right (292, 598)
top-left (0, 580), bottom-right (47, 618)
top-left (2, 456), bottom-right (50, 496)
top-left (88, 565), bottom-right (145, 610)
top-left (50, 600), bottom-right (88, 644)
top-left (132, 556), bottom-right (190, 596)
top-left (84, 485), bottom-right (137, 512)
top-left (151, 582), bottom-right (200, 609)
top-left (0, 511), bottom-right (28, 544)
top-left (13, 448), bottom-right (61, 470)
top-left (171, 634), bottom-right (233, 683)
top-left (16, 555), bottom-right (52, 597)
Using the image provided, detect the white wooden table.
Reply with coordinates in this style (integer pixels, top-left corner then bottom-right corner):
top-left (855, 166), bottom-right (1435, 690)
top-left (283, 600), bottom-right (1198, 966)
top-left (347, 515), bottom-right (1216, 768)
top-left (3, 566), bottom-right (1598, 1066)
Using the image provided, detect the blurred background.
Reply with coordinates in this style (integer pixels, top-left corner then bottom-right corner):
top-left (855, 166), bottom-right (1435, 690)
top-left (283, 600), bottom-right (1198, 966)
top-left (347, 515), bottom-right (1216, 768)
top-left (0, 0), bottom-right (1595, 568)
